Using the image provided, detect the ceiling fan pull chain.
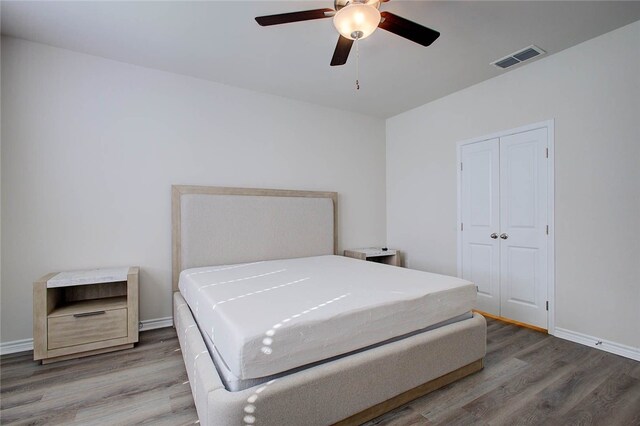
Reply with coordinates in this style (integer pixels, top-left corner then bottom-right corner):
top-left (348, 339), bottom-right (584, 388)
top-left (355, 35), bottom-right (360, 90)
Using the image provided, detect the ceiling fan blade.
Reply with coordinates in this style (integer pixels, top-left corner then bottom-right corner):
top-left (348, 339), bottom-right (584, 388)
top-left (330, 35), bottom-right (354, 66)
top-left (255, 8), bottom-right (334, 26)
top-left (378, 11), bottom-right (440, 47)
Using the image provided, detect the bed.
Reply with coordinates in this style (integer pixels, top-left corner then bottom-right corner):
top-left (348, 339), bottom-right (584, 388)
top-left (172, 185), bottom-right (486, 425)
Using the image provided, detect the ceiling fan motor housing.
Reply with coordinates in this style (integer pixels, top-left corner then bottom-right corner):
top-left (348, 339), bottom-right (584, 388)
top-left (334, 0), bottom-right (381, 12)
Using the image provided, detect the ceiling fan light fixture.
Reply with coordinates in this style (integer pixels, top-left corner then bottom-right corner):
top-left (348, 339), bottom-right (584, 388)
top-left (333, 3), bottom-right (381, 40)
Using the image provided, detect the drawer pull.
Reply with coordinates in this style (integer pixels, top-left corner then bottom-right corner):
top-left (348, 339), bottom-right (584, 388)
top-left (73, 311), bottom-right (106, 318)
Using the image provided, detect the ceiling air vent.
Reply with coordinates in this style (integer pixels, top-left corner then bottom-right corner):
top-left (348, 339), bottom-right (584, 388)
top-left (491, 45), bottom-right (546, 70)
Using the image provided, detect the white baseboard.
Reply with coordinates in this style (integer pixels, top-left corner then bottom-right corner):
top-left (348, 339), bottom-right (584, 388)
top-left (554, 327), bottom-right (640, 362)
top-left (0, 338), bottom-right (34, 356)
top-left (0, 316), bottom-right (174, 355)
top-left (139, 316), bottom-right (173, 331)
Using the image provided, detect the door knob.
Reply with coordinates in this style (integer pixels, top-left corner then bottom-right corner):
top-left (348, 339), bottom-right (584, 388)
top-left (490, 233), bottom-right (498, 239)
top-left (500, 233), bottom-right (508, 240)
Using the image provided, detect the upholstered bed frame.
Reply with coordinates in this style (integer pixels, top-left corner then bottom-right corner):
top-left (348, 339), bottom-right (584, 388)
top-left (172, 185), bottom-right (486, 425)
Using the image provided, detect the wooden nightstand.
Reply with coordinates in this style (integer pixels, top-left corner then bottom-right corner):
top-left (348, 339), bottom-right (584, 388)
top-left (33, 267), bottom-right (139, 364)
top-left (343, 248), bottom-right (402, 267)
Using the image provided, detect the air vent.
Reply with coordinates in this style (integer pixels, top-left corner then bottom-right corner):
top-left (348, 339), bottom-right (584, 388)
top-left (491, 45), bottom-right (546, 69)
top-left (495, 57), bottom-right (520, 69)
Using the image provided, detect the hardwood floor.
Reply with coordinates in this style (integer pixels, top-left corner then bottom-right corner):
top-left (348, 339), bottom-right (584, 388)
top-left (1, 319), bottom-right (639, 425)
top-left (0, 327), bottom-right (196, 425)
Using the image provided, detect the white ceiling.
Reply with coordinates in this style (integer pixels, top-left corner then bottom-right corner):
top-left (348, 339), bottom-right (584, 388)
top-left (2, 1), bottom-right (640, 118)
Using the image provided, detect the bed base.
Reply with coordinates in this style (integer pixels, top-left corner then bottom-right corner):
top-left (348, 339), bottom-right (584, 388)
top-left (174, 292), bottom-right (486, 425)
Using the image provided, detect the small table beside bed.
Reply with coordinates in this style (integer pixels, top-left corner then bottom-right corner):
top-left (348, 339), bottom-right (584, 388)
top-left (171, 185), bottom-right (486, 425)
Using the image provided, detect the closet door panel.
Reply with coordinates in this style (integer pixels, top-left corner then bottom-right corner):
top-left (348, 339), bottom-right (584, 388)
top-left (460, 139), bottom-right (500, 316)
top-left (499, 128), bottom-right (548, 329)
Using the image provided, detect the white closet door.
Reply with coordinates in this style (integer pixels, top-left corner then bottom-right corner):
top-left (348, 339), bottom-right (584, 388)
top-left (460, 139), bottom-right (500, 316)
top-left (499, 128), bottom-right (548, 329)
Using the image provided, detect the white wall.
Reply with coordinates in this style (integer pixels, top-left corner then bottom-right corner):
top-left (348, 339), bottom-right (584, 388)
top-left (387, 21), bottom-right (640, 349)
top-left (0, 37), bottom-right (386, 343)
top-left (0, 35), bottom-right (3, 319)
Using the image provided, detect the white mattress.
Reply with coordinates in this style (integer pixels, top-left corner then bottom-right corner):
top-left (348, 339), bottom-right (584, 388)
top-left (179, 255), bottom-right (476, 380)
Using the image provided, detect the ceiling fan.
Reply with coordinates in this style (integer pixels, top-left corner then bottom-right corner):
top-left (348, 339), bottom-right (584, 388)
top-left (255, 0), bottom-right (440, 66)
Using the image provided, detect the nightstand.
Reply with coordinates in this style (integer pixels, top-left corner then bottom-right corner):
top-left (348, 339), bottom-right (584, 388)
top-left (343, 248), bottom-right (402, 267)
top-left (33, 267), bottom-right (139, 364)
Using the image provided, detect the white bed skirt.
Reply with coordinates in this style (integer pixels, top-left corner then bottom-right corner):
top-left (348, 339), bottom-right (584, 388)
top-left (174, 292), bottom-right (486, 425)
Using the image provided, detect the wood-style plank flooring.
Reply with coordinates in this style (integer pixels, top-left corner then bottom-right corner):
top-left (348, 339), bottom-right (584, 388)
top-left (0, 328), bottom-right (196, 425)
top-left (1, 319), bottom-right (639, 425)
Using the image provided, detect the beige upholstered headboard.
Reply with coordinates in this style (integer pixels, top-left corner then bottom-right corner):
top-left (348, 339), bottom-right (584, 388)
top-left (172, 185), bottom-right (337, 291)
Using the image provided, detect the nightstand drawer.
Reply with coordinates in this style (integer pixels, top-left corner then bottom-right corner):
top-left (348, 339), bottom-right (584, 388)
top-left (48, 308), bottom-right (128, 350)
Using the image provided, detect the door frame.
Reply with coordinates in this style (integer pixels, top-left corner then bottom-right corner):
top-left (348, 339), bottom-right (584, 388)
top-left (456, 119), bottom-right (556, 334)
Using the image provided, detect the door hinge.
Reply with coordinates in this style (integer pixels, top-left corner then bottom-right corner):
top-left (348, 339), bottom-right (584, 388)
top-left (461, 223), bottom-right (464, 231)
top-left (546, 301), bottom-right (549, 311)
top-left (545, 148), bottom-right (549, 158)
top-left (546, 225), bottom-right (549, 235)
top-left (460, 162), bottom-right (463, 171)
